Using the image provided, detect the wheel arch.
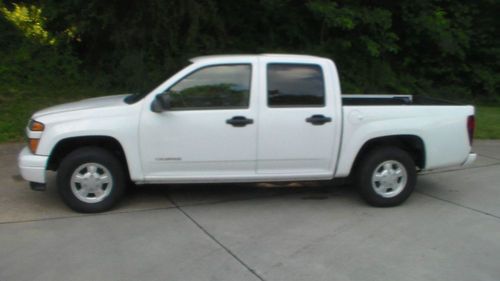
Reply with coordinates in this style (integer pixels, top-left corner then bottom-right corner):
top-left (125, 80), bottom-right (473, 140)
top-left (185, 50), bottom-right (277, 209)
top-left (350, 135), bottom-right (426, 177)
top-left (47, 136), bottom-right (130, 179)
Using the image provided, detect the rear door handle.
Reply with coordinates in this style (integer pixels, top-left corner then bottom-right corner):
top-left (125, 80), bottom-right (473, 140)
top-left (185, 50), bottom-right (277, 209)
top-left (306, 114), bottom-right (332, 125)
top-left (226, 116), bottom-right (254, 127)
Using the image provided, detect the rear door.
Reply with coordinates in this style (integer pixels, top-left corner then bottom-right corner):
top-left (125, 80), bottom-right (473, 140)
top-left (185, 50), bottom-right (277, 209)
top-left (257, 58), bottom-right (339, 176)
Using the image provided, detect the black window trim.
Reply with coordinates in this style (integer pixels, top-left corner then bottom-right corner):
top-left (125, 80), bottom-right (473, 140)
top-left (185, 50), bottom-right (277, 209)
top-left (266, 62), bottom-right (327, 108)
top-left (163, 63), bottom-right (253, 111)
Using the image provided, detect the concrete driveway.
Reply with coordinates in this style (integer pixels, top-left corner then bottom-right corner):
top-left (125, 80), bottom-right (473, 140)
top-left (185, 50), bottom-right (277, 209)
top-left (1, 141), bottom-right (499, 281)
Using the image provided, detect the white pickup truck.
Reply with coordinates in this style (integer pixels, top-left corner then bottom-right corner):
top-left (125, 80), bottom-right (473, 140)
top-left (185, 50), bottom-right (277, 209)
top-left (18, 54), bottom-right (477, 212)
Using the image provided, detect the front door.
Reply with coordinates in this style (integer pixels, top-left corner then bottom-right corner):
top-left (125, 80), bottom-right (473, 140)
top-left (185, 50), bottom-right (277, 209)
top-left (140, 63), bottom-right (258, 181)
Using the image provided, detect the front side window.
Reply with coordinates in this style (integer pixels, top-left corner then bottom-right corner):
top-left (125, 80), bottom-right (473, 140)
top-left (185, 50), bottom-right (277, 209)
top-left (167, 64), bottom-right (251, 110)
top-left (267, 64), bottom-right (325, 107)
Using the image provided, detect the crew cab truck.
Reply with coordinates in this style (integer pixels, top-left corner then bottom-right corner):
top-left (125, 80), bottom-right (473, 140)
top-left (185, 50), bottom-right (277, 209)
top-left (18, 54), bottom-right (477, 213)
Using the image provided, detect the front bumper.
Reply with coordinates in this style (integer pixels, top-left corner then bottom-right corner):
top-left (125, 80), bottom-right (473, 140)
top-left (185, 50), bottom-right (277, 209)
top-left (18, 147), bottom-right (48, 183)
top-left (461, 153), bottom-right (477, 167)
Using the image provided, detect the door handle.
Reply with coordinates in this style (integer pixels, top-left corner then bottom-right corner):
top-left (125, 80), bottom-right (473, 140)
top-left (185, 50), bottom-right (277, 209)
top-left (306, 114), bottom-right (332, 125)
top-left (226, 116), bottom-right (254, 127)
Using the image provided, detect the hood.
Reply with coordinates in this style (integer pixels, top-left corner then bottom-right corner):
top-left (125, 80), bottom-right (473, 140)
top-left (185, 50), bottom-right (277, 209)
top-left (33, 94), bottom-right (130, 118)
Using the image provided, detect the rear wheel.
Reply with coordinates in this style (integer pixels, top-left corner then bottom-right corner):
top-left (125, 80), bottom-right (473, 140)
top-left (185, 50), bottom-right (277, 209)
top-left (57, 147), bottom-right (126, 213)
top-left (356, 147), bottom-right (416, 207)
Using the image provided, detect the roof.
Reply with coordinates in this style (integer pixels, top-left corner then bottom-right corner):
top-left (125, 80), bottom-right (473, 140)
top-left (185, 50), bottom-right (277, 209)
top-left (189, 53), bottom-right (326, 63)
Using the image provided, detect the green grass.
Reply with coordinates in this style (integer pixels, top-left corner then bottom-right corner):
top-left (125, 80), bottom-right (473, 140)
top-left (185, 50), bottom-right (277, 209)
top-left (0, 84), bottom-right (118, 142)
top-left (1, 85), bottom-right (499, 142)
top-left (475, 106), bottom-right (500, 139)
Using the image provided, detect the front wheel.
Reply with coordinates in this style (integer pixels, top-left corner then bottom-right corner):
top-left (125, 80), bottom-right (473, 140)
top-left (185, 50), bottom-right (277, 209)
top-left (57, 147), bottom-right (126, 213)
top-left (356, 147), bottom-right (416, 207)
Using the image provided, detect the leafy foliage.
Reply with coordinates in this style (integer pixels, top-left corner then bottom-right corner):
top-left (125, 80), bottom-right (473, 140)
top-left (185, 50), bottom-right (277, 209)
top-left (0, 0), bottom-right (499, 100)
top-left (1, 3), bottom-right (55, 44)
top-left (0, 0), bottom-right (499, 142)
top-left (0, 1), bottom-right (80, 87)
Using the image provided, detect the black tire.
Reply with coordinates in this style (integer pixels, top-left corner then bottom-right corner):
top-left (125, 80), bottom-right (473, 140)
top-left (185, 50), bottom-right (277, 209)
top-left (356, 147), bottom-right (416, 207)
top-left (57, 147), bottom-right (126, 213)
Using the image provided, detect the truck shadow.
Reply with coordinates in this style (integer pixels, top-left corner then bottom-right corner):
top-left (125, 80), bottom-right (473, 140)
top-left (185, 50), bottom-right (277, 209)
top-left (127, 181), bottom-right (361, 208)
top-left (45, 172), bottom-right (362, 211)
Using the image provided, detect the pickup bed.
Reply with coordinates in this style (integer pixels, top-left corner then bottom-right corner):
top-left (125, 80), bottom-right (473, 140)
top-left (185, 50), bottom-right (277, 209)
top-left (18, 54), bottom-right (476, 212)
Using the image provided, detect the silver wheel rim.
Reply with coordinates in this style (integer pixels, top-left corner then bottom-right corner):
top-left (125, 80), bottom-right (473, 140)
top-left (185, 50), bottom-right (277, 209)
top-left (371, 160), bottom-right (407, 198)
top-left (70, 163), bottom-right (113, 203)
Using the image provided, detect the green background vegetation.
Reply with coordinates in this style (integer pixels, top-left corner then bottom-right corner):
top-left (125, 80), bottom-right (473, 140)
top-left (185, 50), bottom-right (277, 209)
top-left (0, 0), bottom-right (499, 141)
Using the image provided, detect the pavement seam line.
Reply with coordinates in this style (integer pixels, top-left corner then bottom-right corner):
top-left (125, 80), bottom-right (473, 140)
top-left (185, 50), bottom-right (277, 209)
top-left (477, 153), bottom-right (500, 161)
top-left (418, 162), bottom-right (500, 176)
top-left (167, 195), bottom-right (267, 281)
top-left (0, 188), bottom-right (306, 225)
top-left (416, 191), bottom-right (500, 220)
top-left (0, 205), bottom-right (178, 225)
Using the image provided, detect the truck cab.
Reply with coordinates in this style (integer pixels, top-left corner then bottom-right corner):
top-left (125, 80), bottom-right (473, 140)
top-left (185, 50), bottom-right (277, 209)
top-left (141, 55), bottom-right (342, 182)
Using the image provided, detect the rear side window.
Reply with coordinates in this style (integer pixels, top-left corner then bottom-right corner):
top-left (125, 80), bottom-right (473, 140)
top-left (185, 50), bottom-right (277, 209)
top-left (267, 64), bottom-right (325, 107)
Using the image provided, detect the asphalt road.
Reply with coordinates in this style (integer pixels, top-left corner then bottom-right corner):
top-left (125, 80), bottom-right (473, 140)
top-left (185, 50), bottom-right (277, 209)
top-left (1, 141), bottom-right (499, 281)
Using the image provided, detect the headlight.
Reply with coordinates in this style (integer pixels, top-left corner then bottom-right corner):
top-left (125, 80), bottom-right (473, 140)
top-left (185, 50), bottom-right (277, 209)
top-left (28, 120), bottom-right (44, 153)
top-left (29, 120), bottom-right (45, 131)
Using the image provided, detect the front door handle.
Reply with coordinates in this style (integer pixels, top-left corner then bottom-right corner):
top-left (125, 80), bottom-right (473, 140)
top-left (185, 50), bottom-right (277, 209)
top-left (306, 114), bottom-right (332, 125)
top-left (226, 116), bottom-right (254, 127)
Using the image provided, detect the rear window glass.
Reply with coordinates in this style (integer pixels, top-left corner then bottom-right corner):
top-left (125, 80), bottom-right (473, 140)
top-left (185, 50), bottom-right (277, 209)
top-left (267, 64), bottom-right (325, 107)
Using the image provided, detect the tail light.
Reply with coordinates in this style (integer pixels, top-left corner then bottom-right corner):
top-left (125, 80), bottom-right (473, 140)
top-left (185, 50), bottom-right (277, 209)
top-left (467, 115), bottom-right (475, 145)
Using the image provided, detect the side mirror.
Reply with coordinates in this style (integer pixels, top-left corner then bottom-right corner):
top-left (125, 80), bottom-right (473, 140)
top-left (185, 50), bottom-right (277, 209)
top-left (151, 93), bottom-right (171, 113)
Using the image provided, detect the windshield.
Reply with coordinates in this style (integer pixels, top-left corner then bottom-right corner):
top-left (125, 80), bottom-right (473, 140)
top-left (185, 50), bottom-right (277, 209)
top-left (124, 62), bottom-right (193, 104)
